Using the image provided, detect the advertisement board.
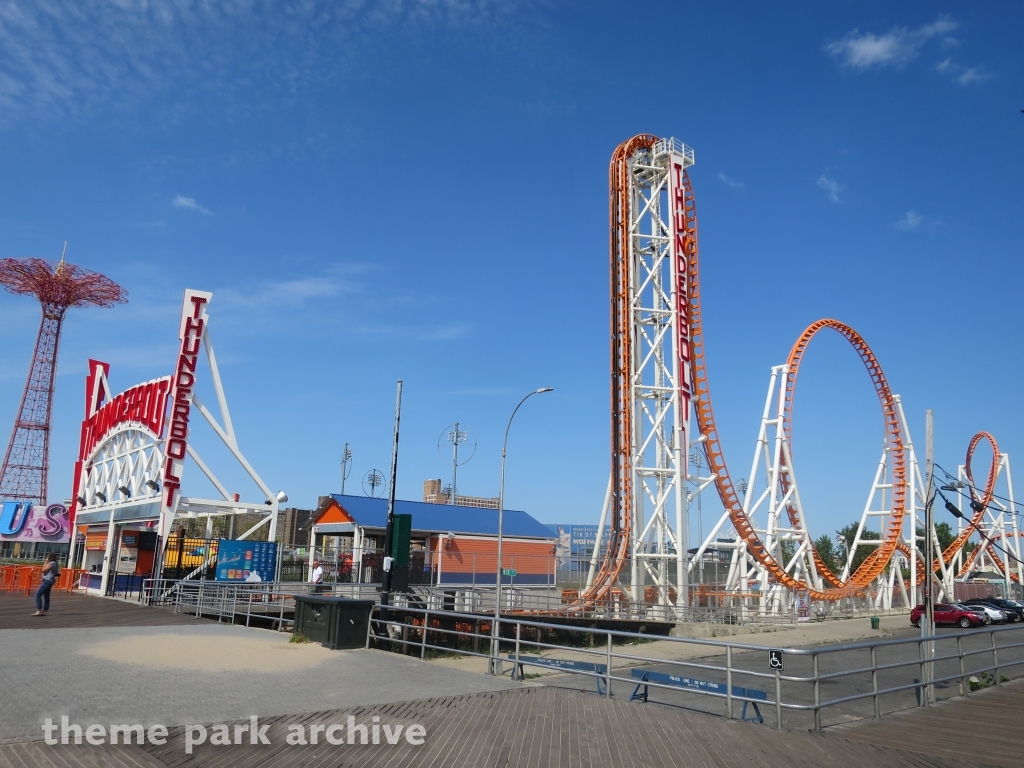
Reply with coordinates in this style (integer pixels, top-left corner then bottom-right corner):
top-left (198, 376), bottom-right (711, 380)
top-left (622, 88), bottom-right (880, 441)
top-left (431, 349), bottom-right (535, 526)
top-left (0, 502), bottom-right (71, 545)
top-left (216, 539), bottom-right (277, 582)
top-left (547, 524), bottom-right (608, 569)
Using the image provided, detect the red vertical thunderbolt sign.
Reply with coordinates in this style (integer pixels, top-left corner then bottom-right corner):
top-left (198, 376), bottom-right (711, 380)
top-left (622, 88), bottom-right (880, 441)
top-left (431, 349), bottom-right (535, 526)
top-left (163, 289), bottom-right (212, 510)
top-left (669, 152), bottom-right (692, 590)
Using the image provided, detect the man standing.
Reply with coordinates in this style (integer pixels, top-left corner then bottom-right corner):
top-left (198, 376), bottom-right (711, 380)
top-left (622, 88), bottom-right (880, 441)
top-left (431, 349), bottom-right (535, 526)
top-left (310, 558), bottom-right (324, 594)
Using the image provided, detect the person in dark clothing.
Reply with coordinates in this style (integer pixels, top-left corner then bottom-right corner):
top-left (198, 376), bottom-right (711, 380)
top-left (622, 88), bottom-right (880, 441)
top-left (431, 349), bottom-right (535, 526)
top-left (33, 553), bottom-right (60, 616)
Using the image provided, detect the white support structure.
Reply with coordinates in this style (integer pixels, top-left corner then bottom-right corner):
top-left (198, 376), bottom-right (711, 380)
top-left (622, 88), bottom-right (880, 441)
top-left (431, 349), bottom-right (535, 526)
top-left (954, 454), bottom-right (1021, 589)
top-left (623, 138), bottom-right (694, 615)
top-left (691, 364), bottom-right (821, 613)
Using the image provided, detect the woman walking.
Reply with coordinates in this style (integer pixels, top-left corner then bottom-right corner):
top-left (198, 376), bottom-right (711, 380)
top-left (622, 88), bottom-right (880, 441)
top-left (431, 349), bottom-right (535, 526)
top-left (32, 553), bottom-right (60, 616)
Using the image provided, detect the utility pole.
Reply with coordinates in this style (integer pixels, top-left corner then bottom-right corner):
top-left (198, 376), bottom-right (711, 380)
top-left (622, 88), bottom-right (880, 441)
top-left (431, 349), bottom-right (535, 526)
top-left (450, 422), bottom-right (461, 505)
top-left (380, 382), bottom-right (403, 611)
top-left (340, 443), bottom-right (352, 495)
top-left (922, 409), bottom-right (935, 705)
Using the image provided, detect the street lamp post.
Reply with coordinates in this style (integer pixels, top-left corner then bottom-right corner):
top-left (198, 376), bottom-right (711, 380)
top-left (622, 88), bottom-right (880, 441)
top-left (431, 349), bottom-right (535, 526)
top-left (491, 387), bottom-right (553, 673)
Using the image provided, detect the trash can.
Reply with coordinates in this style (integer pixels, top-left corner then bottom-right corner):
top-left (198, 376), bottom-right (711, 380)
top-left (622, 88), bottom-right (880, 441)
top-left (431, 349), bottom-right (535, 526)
top-left (293, 595), bottom-right (374, 650)
top-left (870, 616), bottom-right (880, 630)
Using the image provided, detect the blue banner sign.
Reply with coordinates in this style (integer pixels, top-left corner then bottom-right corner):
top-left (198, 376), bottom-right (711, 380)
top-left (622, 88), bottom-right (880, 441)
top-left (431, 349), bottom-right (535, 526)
top-left (216, 539), bottom-right (277, 582)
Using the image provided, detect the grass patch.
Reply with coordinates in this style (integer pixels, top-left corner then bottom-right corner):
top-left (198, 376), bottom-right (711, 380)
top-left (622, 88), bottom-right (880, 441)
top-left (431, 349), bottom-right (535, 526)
top-left (289, 632), bottom-right (310, 643)
top-left (522, 673), bottom-right (543, 680)
top-left (968, 672), bottom-right (1009, 692)
top-left (424, 648), bottom-right (465, 661)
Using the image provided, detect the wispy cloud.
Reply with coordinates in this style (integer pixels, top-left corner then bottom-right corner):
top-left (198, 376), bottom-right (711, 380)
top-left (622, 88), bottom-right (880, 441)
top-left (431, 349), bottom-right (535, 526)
top-left (935, 58), bottom-right (988, 86)
top-left (718, 173), bottom-right (745, 189)
top-left (420, 324), bottom-right (473, 342)
top-left (896, 211), bottom-right (923, 231)
top-left (172, 195), bottom-right (212, 215)
top-left (0, 1), bottom-right (526, 126)
top-left (825, 16), bottom-right (957, 69)
top-left (218, 263), bottom-right (367, 309)
top-left (816, 175), bottom-right (843, 203)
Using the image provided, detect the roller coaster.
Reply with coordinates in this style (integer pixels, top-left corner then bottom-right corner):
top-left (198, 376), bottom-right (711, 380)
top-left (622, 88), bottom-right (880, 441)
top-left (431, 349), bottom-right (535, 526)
top-left (583, 134), bottom-right (1021, 618)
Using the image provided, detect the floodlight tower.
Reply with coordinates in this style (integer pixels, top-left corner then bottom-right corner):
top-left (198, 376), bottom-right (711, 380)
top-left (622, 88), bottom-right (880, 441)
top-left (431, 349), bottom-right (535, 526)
top-left (0, 253), bottom-right (126, 506)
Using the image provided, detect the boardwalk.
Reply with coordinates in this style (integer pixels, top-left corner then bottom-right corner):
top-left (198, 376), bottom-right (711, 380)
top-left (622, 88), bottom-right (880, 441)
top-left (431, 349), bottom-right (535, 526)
top-left (0, 592), bottom-right (201, 629)
top-left (1, 591), bottom-right (1021, 767)
top-left (827, 678), bottom-right (1024, 767)
top-left (1, 682), bottom-right (1021, 767)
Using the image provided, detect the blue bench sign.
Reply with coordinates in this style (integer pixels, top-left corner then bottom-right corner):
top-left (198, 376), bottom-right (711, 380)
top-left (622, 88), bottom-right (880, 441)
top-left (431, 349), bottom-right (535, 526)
top-left (629, 668), bottom-right (766, 724)
top-left (507, 654), bottom-right (607, 695)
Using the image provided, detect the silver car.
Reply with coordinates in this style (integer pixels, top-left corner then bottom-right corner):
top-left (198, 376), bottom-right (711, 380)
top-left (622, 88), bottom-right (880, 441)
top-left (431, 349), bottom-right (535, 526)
top-left (959, 603), bottom-right (1007, 624)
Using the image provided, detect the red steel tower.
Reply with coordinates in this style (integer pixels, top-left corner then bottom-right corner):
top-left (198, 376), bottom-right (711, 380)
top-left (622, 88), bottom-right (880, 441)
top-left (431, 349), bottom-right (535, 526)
top-left (0, 255), bottom-right (126, 506)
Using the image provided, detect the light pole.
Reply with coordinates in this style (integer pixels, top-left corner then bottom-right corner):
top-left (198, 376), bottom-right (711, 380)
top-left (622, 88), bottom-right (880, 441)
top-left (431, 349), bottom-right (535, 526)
top-left (491, 386), bottom-right (553, 673)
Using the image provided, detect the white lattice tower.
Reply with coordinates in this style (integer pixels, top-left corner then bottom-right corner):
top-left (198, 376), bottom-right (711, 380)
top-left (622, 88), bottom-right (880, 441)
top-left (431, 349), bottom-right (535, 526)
top-left (623, 138), bottom-right (694, 615)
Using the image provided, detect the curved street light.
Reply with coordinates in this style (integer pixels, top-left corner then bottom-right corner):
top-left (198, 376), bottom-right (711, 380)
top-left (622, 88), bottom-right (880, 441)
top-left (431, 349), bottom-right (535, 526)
top-left (491, 386), bottom-right (553, 673)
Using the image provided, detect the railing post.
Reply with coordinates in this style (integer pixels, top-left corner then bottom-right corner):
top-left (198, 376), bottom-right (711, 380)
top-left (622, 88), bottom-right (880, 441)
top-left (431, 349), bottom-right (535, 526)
top-left (992, 630), bottom-right (1000, 686)
top-left (725, 645), bottom-right (733, 720)
top-left (515, 622), bottom-right (521, 677)
top-left (871, 646), bottom-right (880, 719)
top-left (813, 654), bottom-right (821, 732)
top-left (605, 632), bottom-right (613, 698)
top-left (917, 638), bottom-right (927, 708)
top-left (774, 668), bottom-right (782, 731)
top-left (957, 635), bottom-right (967, 696)
top-left (365, 607), bottom-right (373, 649)
top-left (489, 617), bottom-right (498, 676)
top-left (421, 609), bottom-right (429, 660)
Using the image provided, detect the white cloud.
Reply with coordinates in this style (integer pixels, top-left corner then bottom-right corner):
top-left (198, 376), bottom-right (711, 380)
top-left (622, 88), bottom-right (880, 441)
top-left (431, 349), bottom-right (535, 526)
top-left (956, 67), bottom-right (988, 86)
top-left (718, 173), bottom-right (745, 189)
top-left (218, 264), bottom-right (366, 308)
top-left (825, 16), bottom-right (958, 69)
top-left (816, 175), bottom-right (843, 203)
top-left (172, 195), bottom-right (212, 215)
top-left (0, 1), bottom-right (526, 124)
top-left (896, 211), bottom-right (923, 231)
top-left (935, 58), bottom-right (989, 86)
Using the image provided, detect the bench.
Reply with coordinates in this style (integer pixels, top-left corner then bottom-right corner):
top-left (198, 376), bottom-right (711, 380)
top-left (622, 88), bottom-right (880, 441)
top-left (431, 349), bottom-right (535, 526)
top-left (507, 654), bottom-right (607, 695)
top-left (629, 669), bottom-right (766, 723)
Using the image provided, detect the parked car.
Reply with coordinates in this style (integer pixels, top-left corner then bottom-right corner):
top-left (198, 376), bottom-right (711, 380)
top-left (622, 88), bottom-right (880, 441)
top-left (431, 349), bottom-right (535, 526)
top-left (910, 603), bottom-right (987, 628)
top-left (957, 603), bottom-right (1005, 624)
top-left (963, 597), bottom-right (1024, 623)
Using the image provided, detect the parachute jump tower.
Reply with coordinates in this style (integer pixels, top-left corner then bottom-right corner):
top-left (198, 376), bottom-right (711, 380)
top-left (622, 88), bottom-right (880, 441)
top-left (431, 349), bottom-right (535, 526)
top-left (0, 254), bottom-right (126, 506)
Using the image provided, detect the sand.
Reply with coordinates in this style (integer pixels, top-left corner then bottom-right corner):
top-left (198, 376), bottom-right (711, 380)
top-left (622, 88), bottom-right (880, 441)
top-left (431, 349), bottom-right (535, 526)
top-left (79, 631), bottom-right (336, 672)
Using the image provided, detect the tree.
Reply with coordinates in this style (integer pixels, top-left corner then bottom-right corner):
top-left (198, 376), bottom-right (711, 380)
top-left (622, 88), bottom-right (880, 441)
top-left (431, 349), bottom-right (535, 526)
top-left (836, 522), bottom-right (881, 575)
top-left (780, 540), bottom-right (796, 568)
top-left (916, 522), bottom-right (956, 553)
top-left (814, 534), bottom-right (840, 575)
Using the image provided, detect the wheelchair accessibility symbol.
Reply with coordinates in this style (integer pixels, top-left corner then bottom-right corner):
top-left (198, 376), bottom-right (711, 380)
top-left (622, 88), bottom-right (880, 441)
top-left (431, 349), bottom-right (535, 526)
top-left (768, 649), bottom-right (784, 671)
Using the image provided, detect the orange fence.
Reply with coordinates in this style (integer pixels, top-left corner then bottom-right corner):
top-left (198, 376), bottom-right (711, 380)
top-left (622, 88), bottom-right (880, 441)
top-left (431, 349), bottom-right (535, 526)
top-left (0, 565), bottom-right (84, 595)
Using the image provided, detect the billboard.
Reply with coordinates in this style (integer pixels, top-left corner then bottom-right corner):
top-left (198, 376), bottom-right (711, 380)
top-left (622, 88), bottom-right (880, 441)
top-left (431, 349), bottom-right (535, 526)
top-left (547, 524), bottom-right (607, 569)
top-left (216, 539), bottom-right (277, 582)
top-left (0, 502), bottom-right (71, 544)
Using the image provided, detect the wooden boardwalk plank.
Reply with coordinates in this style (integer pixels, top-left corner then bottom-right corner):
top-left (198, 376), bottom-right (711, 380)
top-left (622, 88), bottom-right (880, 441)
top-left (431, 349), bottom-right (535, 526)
top-left (0, 593), bottom-right (201, 630)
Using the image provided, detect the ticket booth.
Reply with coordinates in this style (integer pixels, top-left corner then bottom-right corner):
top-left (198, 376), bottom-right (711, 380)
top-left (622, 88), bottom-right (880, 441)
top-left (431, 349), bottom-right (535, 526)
top-left (116, 529), bottom-right (157, 576)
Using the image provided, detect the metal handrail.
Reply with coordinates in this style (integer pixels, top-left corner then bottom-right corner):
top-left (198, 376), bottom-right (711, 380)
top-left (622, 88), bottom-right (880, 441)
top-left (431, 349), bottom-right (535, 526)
top-left (365, 604), bottom-right (1024, 732)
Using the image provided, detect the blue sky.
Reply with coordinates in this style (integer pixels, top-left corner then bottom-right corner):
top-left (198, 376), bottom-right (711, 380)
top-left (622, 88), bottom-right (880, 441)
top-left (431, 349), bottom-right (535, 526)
top-left (0, 1), bottom-right (1021, 546)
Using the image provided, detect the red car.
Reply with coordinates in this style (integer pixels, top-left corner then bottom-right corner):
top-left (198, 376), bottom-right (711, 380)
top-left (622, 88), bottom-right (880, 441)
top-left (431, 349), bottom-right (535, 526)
top-left (910, 603), bottom-right (986, 629)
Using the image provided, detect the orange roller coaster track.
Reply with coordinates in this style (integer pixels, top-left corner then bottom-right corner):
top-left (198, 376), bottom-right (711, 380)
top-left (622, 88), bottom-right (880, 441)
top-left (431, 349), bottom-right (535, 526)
top-left (950, 432), bottom-right (1019, 583)
top-left (779, 320), bottom-right (907, 590)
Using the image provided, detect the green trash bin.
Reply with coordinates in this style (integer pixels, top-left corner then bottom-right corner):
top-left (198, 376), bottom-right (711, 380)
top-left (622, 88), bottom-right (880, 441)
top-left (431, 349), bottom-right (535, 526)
top-left (294, 595), bottom-right (375, 650)
top-left (870, 616), bottom-right (880, 630)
